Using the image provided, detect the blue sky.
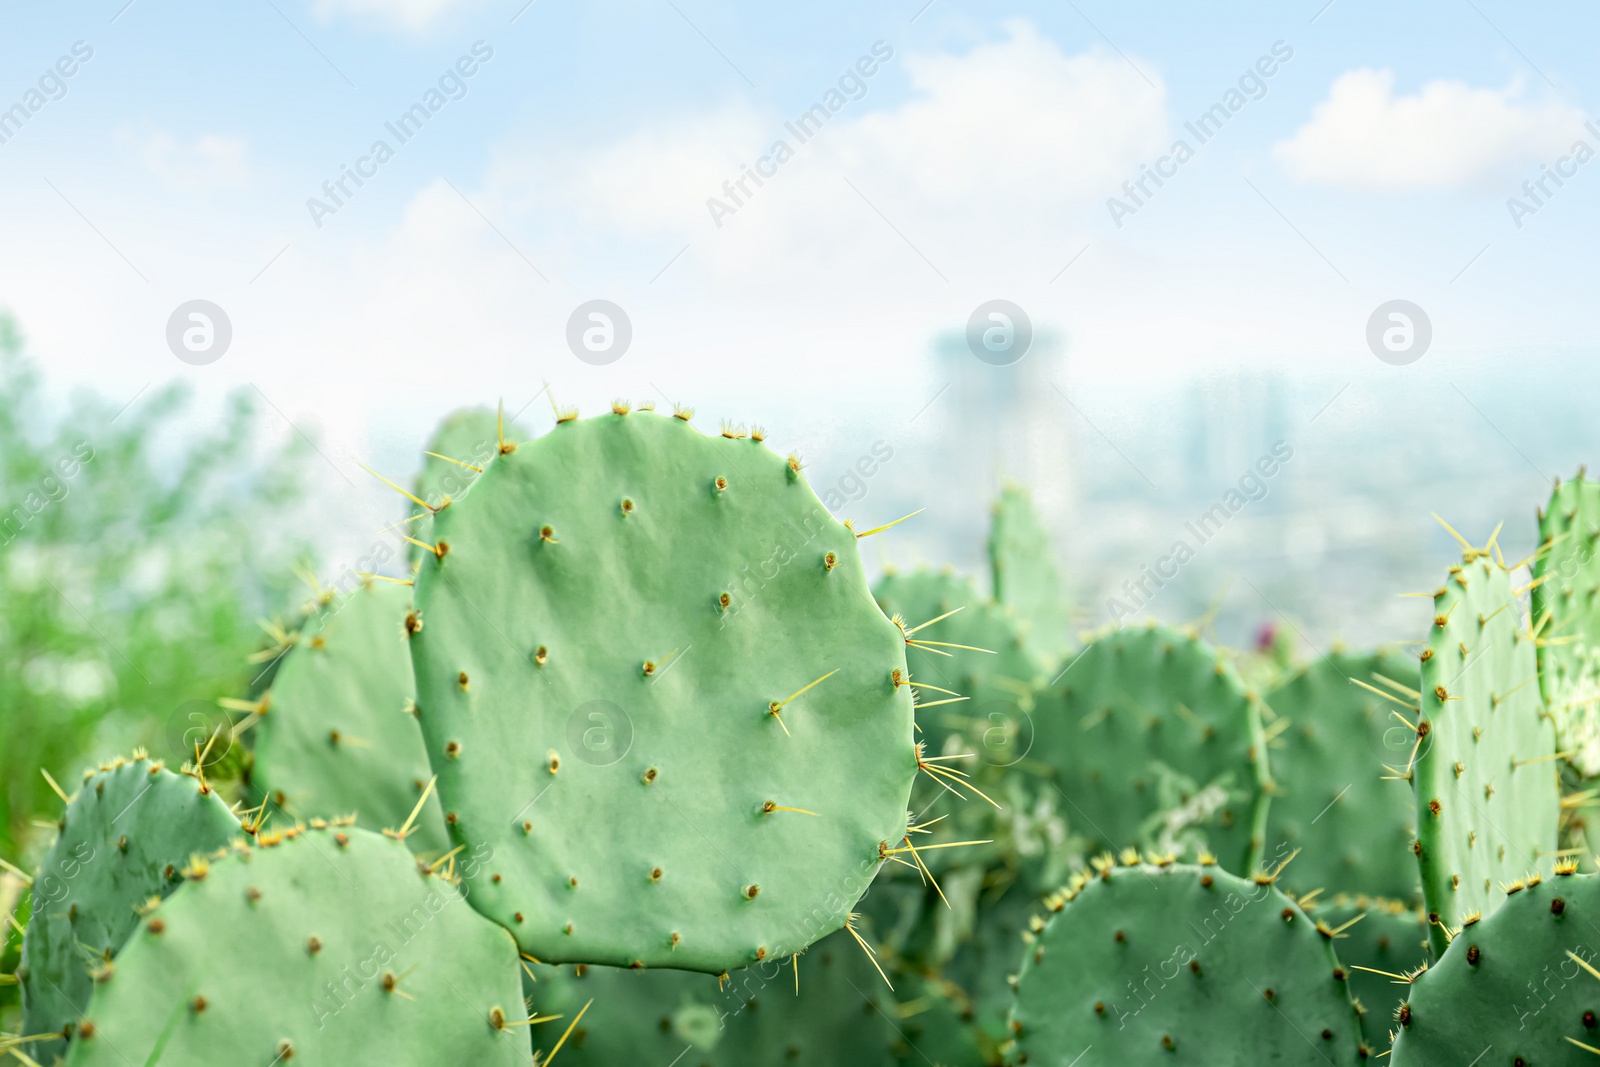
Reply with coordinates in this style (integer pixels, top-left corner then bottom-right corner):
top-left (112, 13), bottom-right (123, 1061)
top-left (1, 0), bottom-right (1595, 525)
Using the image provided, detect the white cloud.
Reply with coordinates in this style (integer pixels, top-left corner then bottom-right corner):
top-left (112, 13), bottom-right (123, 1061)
top-left (121, 129), bottom-right (251, 190)
top-left (484, 20), bottom-right (1166, 283)
top-left (311, 0), bottom-right (478, 32)
top-left (1275, 68), bottom-right (1587, 190)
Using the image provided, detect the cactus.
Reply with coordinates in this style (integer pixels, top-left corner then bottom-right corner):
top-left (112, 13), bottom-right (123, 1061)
top-left (1009, 855), bottom-right (1368, 1064)
top-left (409, 407), bottom-right (917, 973)
top-left (1532, 473), bottom-right (1600, 775)
top-left (409, 407), bottom-right (527, 564)
top-left (62, 823), bottom-right (526, 1066)
top-left (245, 579), bottom-right (449, 855)
top-left (1263, 650), bottom-right (1421, 903)
top-left (872, 566), bottom-right (1049, 771)
top-left (18, 754), bottom-right (242, 1066)
top-left (1311, 896), bottom-right (1426, 1050)
top-left (987, 485), bottom-right (1071, 662)
top-left (1389, 866), bottom-right (1596, 1064)
top-left (1413, 548), bottom-right (1560, 954)
top-left (1029, 624), bottom-right (1271, 873)
top-left (522, 928), bottom-right (901, 1065)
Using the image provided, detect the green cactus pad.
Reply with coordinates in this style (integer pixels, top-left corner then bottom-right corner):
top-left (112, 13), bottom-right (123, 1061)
top-left (987, 485), bottom-right (1071, 663)
top-left (1312, 896), bottom-right (1427, 1051)
top-left (1029, 624), bottom-right (1271, 873)
top-left (871, 567), bottom-right (1049, 769)
top-left (18, 755), bottom-right (242, 1066)
top-left (1010, 858), bottom-right (1367, 1064)
top-left (408, 407), bottom-right (527, 565)
top-left (1414, 551), bottom-right (1560, 954)
top-left (1389, 868), bottom-right (1599, 1064)
top-left (1533, 474), bottom-right (1600, 776)
top-left (523, 928), bottom-right (900, 1065)
top-left (1263, 650), bottom-right (1422, 903)
top-left (63, 824), bottom-right (527, 1067)
top-left (413, 407), bottom-right (519, 512)
top-left (410, 408), bottom-right (916, 973)
top-left (248, 579), bottom-right (449, 856)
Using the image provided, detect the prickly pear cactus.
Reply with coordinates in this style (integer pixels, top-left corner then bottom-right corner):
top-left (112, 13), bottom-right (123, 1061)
top-left (1313, 896), bottom-right (1427, 1051)
top-left (248, 579), bottom-right (449, 855)
top-left (987, 485), bottom-right (1071, 662)
top-left (1010, 856), bottom-right (1368, 1064)
top-left (63, 824), bottom-right (526, 1067)
top-left (1389, 866), bottom-right (1597, 1064)
top-left (1533, 473), bottom-right (1600, 775)
top-left (1413, 551), bottom-right (1560, 954)
top-left (523, 928), bottom-right (901, 1065)
top-left (1263, 650), bottom-right (1421, 903)
top-left (18, 755), bottom-right (241, 1066)
top-left (408, 407), bottom-right (526, 564)
top-left (1030, 624), bottom-right (1271, 873)
top-left (872, 567), bottom-right (1049, 768)
top-left (409, 407), bottom-right (917, 973)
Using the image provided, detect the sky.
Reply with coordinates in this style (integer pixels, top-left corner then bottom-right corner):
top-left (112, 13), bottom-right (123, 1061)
top-left (1, 0), bottom-right (1596, 632)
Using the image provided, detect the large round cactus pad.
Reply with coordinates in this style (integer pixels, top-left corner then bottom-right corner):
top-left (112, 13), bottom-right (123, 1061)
top-left (410, 409), bottom-right (917, 973)
top-left (1011, 858), bottom-right (1367, 1064)
top-left (64, 825), bottom-right (527, 1066)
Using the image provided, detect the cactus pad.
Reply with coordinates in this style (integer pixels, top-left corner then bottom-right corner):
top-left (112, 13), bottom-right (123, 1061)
top-left (1263, 650), bottom-right (1421, 902)
top-left (1010, 857), bottom-right (1367, 1064)
top-left (63, 824), bottom-right (526, 1066)
top-left (1312, 896), bottom-right (1427, 1051)
top-left (1030, 624), bottom-right (1271, 872)
top-left (248, 579), bottom-right (448, 855)
top-left (523, 928), bottom-right (900, 1065)
top-left (410, 409), bottom-right (916, 973)
top-left (1389, 868), bottom-right (1599, 1064)
top-left (872, 567), bottom-right (1048, 767)
top-left (1533, 474), bottom-right (1600, 775)
top-left (987, 484), bottom-right (1071, 662)
top-left (18, 755), bottom-right (241, 1066)
top-left (1413, 550), bottom-right (1560, 954)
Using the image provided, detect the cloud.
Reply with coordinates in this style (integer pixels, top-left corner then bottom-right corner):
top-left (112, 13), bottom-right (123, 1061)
top-left (485, 20), bottom-right (1167, 280)
top-left (1275, 69), bottom-right (1587, 190)
top-left (121, 129), bottom-right (251, 190)
top-left (311, 0), bottom-right (478, 33)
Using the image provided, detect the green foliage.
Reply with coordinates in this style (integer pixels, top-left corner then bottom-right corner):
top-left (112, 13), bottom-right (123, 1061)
top-left (1010, 858), bottom-right (1367, 1064)
top-left (409, 408), bottom-right (916, 973)
top-left (247, 580), bottom-right (449, 855)
top-left (1389, 869), bottom-right (1597, 1064)
top-left (18, 755), bottom-right (242, 1065)
top-left (1414, 552), bottom-right (1559, 954)
top-left (63, 824), bottom-right (526, 1066)
top-left (1263, 650), bottom-right (1421, 903)
top-left (1029, 624), bottom-right (1271, 873)
top-left (1533, 473), bottom-right (1600, 775)
top-left (0, 326), bottom-right (312, 863)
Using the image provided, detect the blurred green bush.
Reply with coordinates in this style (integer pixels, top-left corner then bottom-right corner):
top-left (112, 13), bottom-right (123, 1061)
top-left (0, 315), bottom-right (315, 1018)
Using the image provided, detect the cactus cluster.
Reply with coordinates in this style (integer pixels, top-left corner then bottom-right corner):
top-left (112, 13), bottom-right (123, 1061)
top-left (1, 406), bottom-right (1588, 1064)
